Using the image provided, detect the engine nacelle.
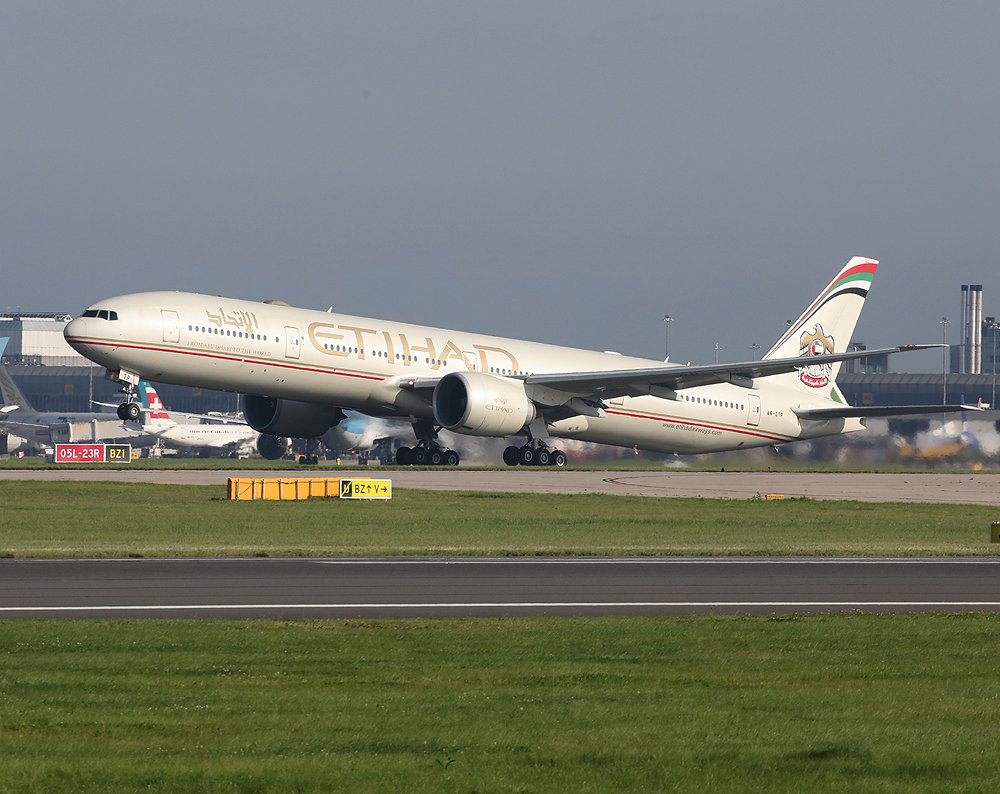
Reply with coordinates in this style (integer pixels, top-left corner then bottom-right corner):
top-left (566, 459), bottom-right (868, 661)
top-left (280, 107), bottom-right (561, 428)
top-left (433, 371), bottom-right (537, 436)
top-left (242, 395), bottom-right (346, 438)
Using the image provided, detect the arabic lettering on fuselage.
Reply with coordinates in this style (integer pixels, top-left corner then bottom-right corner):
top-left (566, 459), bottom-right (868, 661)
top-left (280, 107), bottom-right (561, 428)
top-left (205, 308), bottom-right (259, 335)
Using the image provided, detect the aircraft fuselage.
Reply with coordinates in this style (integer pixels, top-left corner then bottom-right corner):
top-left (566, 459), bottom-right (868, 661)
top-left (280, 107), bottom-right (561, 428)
top-left (64, 291), bottom-right (849, 455)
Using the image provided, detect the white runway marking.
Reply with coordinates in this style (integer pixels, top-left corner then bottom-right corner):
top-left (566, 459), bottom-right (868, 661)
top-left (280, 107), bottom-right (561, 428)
top-left (313, 557), bottom-right (1000, 565)
top-left (5, 601), bottom-right (1000, 613)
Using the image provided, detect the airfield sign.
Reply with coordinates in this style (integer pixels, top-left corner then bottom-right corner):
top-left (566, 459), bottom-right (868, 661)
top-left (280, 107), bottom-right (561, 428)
top-left (339, 478), bottom-right (392, 500)
top-left (54, 444), bottom-right (132, 464)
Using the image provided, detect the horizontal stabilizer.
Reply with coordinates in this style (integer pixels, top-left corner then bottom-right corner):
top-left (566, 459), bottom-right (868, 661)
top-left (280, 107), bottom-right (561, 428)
top-left (794, 404), bottom-right (982, 420)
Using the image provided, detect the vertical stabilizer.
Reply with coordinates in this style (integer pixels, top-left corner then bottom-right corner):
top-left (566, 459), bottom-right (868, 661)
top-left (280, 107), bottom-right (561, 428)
top-left (762, 257), bottom-right (878, 400)
top-left (137, 381), bottom-right (174, 428)
top-left (0, 352), bottom-right (34, 412)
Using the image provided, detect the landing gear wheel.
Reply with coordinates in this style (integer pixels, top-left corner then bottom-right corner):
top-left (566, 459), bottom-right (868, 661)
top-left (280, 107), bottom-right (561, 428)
top-left (395, 447), bottom-right (413, 466)
top-left (503, 446), bottom-right (520, 466)
top-left (535, 448), bottom-right (551, 466)
top-left (444, 450), bottom-right (460, 466)
top-left (411, 447), bottom-right (428, 465)
top-left (518, 446), bottom-right (536, 466)
top-left (550, 450), bottom-right (567, 467)
top-left (118, 402), bottom-right (141, 421)
top-left (429, 449), bottom-right (443, 466)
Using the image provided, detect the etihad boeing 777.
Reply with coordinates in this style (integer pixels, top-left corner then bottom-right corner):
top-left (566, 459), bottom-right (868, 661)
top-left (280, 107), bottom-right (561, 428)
top-left (63, 258), bottom-right (968, 466)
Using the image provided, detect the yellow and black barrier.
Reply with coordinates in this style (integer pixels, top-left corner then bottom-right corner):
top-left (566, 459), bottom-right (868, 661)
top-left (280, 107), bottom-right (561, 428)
top-left (227, 477), bottom-right (392, 502)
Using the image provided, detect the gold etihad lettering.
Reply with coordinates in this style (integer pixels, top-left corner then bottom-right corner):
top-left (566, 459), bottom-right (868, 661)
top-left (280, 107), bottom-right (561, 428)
top-left (307, 321), bottom-right (519, 372)
top-left (338, 325), bottom-right (378, 360)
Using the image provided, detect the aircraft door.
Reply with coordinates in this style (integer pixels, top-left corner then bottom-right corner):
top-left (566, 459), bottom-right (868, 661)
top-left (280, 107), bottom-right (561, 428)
top-left (161, 310), bottom-right (180, 343)
top-left (747, 393), bottom-right (761, 427)
top-left (284, 327), bottom-right (301, 360)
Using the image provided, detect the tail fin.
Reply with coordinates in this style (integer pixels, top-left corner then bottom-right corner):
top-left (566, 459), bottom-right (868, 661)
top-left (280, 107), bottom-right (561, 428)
top-left (137, 381), bottom-right (173, 427)
top-left (0, 358), bottom-right (33, 412)
top-left (763, 257), bottom-right (878, 399)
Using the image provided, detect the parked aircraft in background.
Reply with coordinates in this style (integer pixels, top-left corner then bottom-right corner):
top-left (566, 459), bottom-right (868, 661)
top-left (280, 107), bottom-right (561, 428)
top-left (0, 337), bottom-right (142, 448)
top-left (129, 382), bottom-right (261, 458)
top-left (896, 397), bottom-right (998, 464)
top-left (98, 380), bottom-right (368, 459)
top-left (63, 258), bottom-right (976, 466)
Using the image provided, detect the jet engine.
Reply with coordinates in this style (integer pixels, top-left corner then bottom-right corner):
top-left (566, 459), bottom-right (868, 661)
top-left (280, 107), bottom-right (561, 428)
top-left (432, 371), bottom-right (537, 436)
top-left (242, 395), bottom-right (346, 439)
top-left (256, 433), bottom-right (291, 460)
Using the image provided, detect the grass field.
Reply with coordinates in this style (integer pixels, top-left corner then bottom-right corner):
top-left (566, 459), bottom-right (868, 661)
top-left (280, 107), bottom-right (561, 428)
top-left (2, 615), bottom-right (1000, 793)
top-left (1, 480), bottom-right (998, 557)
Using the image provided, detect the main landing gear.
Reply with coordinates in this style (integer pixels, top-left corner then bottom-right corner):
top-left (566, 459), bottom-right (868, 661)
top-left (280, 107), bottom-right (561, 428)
top-left (394, 422), bottom-right (461, 466)
top-left (502, 444), bottom-right (566, 467)
top-left (502, 418), bottom-right (567, 466)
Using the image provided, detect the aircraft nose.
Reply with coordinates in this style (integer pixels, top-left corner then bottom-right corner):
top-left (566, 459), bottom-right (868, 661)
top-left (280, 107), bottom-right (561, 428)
top-left (64, 316), bottom-right (90, 352)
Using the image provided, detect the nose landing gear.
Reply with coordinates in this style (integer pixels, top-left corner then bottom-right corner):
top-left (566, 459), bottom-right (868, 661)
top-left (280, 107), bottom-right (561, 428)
top-left (117, 400), bottom-right (142, 421)
top-left (107, 368), bottom-right (143, 422)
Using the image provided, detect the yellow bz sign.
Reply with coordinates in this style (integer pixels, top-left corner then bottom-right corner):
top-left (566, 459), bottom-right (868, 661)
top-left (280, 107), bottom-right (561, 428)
top-left (106, 445), bottom-right (132, 462)
top-left (339, 479), bottom-right (392, 500)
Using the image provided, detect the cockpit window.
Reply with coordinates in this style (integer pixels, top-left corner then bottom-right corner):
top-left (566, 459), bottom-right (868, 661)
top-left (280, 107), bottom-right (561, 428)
top-left (81, 309), bottom-right (118, 320)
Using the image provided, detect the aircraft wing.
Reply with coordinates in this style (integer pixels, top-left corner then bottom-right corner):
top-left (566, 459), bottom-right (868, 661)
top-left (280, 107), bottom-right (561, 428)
top-left (793, 404), bottom-right (983, 420)
top-left (0, 418), bottom-right (65, 430)
top-left (0, 419), bottom-right (34, 429)
top-left (524, 345), bottom-right (941, 401)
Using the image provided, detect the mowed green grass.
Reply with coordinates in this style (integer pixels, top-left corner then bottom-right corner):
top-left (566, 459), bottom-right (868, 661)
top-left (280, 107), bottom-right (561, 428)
top-left (2, 615), bottom-right (1000, 793)
top-left (0, 481), bottom-right (998, 557)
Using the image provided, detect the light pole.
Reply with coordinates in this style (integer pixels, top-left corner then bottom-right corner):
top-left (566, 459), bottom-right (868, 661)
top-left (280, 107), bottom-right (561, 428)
top-left (939, 316), bottom-right (950, 404)
top-left (749, 343), bottom-right (760, 360)
top-left (714, 341), bottom-right (722, 364)
top-left (663, 315), bottom-right (673, 361)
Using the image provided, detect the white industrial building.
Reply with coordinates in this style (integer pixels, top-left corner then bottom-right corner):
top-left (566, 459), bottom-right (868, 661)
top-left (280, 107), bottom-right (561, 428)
top-left (0, 313), bottom-right (92, 366)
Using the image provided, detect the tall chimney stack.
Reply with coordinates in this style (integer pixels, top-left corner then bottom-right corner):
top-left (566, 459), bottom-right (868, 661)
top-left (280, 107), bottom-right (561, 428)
top-left (972, 285), bottom-right (983, 374)
top-left (960, 285), bottom-right (970, 374)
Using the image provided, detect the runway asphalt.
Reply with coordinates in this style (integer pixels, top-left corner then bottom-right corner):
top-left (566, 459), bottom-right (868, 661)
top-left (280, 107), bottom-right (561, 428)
top-left (1, 468), bottom-right (998, 503)
top-left (2, 557), bottom-right (1000, 619)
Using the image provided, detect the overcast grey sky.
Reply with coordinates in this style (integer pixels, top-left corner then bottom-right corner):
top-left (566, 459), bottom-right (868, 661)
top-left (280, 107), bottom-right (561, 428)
top-left (2, 2), bottom-right (998, 371)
